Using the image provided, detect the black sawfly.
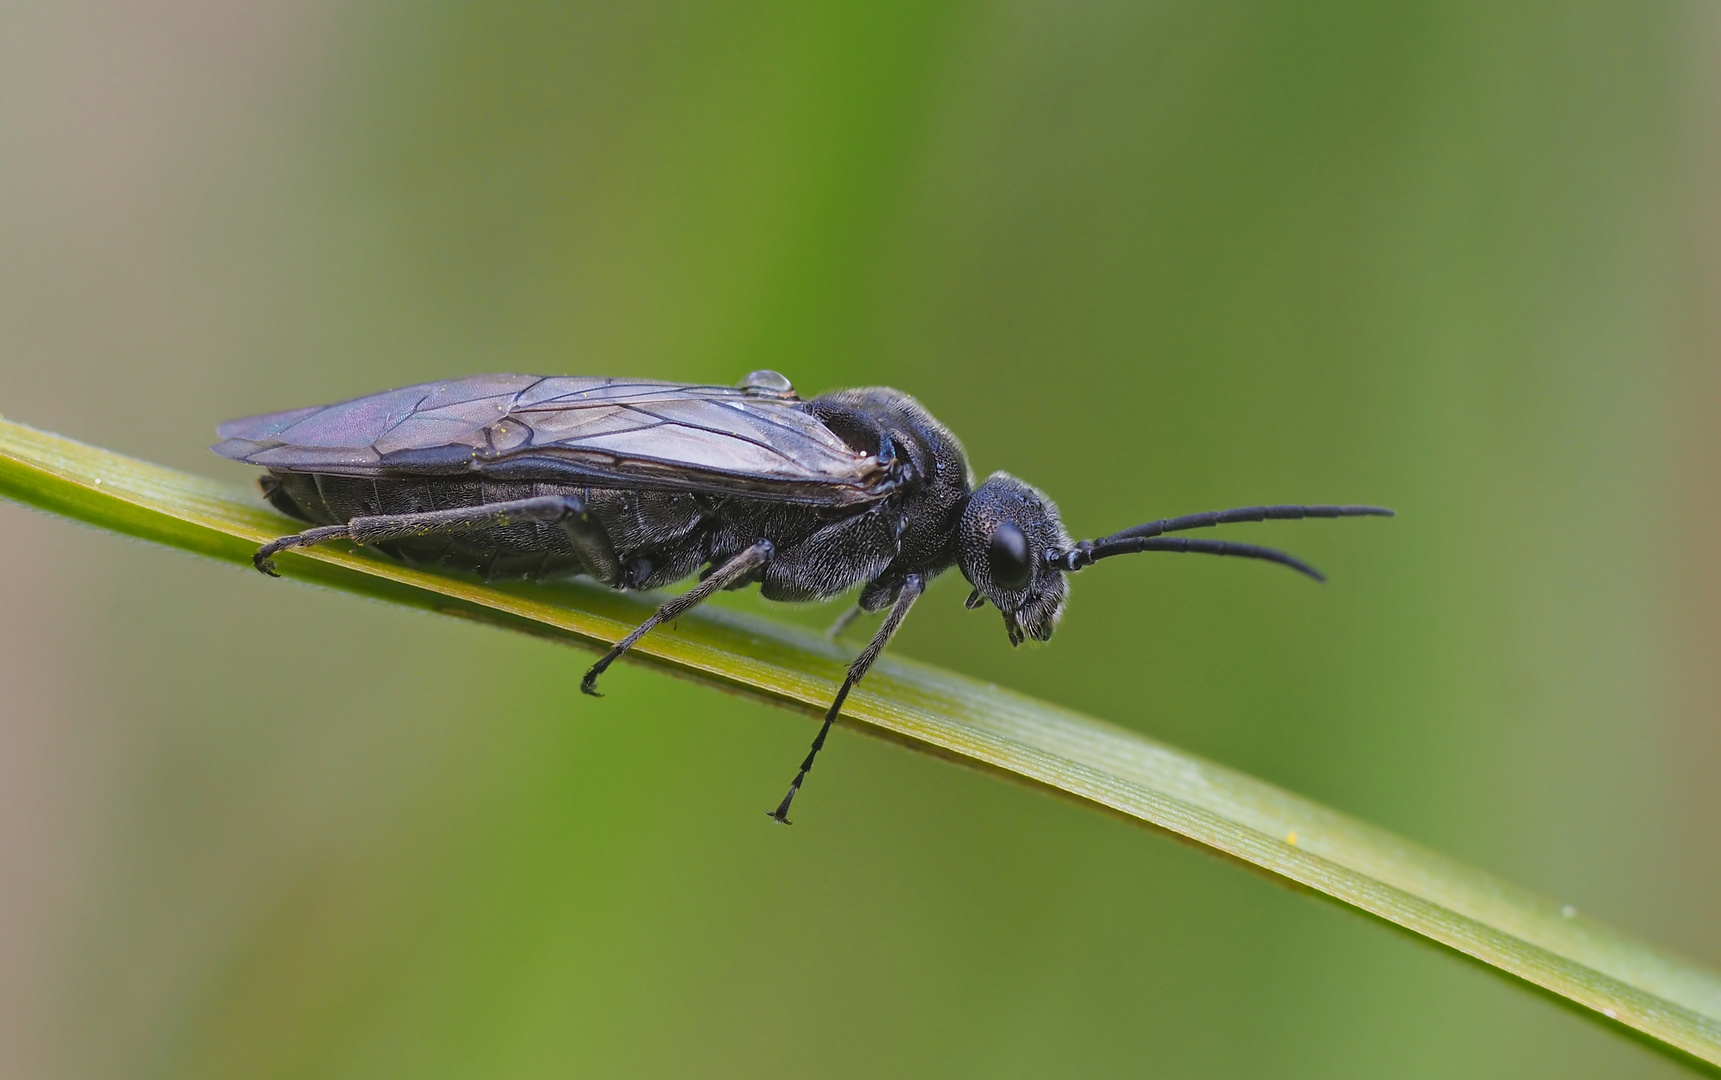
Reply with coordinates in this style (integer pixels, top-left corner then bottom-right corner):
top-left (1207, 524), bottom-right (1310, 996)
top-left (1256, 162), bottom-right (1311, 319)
top-left (214, 371), bottom-right (1392, 822)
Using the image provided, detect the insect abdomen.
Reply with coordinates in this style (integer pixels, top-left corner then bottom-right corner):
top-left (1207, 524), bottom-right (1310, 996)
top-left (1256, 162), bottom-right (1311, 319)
top-left (258, 467), bottom-right (906, 593)
top-left (262, 471), bottom-right (591, 580)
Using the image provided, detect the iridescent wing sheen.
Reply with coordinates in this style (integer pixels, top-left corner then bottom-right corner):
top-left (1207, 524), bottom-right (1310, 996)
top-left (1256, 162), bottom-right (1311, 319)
top-left (213, 375), bottom-right (895, 505)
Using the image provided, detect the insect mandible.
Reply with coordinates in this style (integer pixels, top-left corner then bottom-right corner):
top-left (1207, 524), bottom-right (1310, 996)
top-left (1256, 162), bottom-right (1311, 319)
top-left (214, 371), bottom-right (1393, 823)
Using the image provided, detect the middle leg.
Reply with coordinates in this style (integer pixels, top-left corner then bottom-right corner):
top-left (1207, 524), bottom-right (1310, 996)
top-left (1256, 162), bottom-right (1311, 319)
top-left (580, 539), bottom-right (775, 696)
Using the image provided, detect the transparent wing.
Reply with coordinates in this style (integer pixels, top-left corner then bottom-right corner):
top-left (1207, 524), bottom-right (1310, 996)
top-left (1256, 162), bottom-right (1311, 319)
top-left (213, 375), bottom-right (895, 505)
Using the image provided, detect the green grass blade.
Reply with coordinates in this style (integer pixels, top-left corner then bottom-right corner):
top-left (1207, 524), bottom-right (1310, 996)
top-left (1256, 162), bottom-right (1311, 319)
top-left (3, 415), bottom-right (1719, 1070)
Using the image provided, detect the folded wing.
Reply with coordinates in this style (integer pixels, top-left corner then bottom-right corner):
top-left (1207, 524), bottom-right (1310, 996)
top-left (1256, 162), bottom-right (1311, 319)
top-left (213, 375), bottom-right (895, 505)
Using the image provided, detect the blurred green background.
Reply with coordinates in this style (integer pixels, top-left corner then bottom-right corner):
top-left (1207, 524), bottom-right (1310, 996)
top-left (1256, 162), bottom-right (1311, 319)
top-left (1, 2), bottom-right (1717, 1076)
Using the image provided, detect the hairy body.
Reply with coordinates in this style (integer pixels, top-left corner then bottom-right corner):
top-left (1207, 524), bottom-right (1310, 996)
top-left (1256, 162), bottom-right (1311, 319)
top-left (218, 371), bottom-right (1390, 821)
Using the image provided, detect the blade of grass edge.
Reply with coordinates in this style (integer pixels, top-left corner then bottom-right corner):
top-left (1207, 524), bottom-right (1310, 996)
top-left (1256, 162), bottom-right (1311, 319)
top-left (1, 415), bottom-right (1718, 1072)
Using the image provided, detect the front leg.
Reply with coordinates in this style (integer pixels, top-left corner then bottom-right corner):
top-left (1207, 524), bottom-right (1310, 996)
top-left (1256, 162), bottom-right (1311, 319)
top-left (769, 572), bottom-right (925, 824)
top-left (825, 605), bottom-right (866, 639)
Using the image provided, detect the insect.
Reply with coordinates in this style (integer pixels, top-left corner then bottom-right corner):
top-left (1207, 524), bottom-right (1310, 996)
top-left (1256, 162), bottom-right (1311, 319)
top-left (214, 371), bottom-right (1392, 822)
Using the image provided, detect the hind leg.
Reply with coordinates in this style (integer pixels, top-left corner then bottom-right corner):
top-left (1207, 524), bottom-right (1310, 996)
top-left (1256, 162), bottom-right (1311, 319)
top-left (252, 494), bottom-right (617, 581)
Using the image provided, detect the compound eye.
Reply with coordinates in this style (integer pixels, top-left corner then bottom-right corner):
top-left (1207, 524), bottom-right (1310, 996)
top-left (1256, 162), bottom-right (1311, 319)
top-left (987, 522), bottom-right (1033, 591)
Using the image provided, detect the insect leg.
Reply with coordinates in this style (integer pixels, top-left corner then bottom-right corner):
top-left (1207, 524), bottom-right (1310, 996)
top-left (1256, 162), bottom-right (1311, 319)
top-left (579, 539), bottom-right (775, 696)
top-left (251, 523), bottom-right (354, 575)
top-left (825, 605), bottom-right (866, 639)
top-left (251, 495), bottom-right (593, 576)
top-left (554, 499), bottom-right (623, 587)
top-left (769, 572), bottom-right (925, 825)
